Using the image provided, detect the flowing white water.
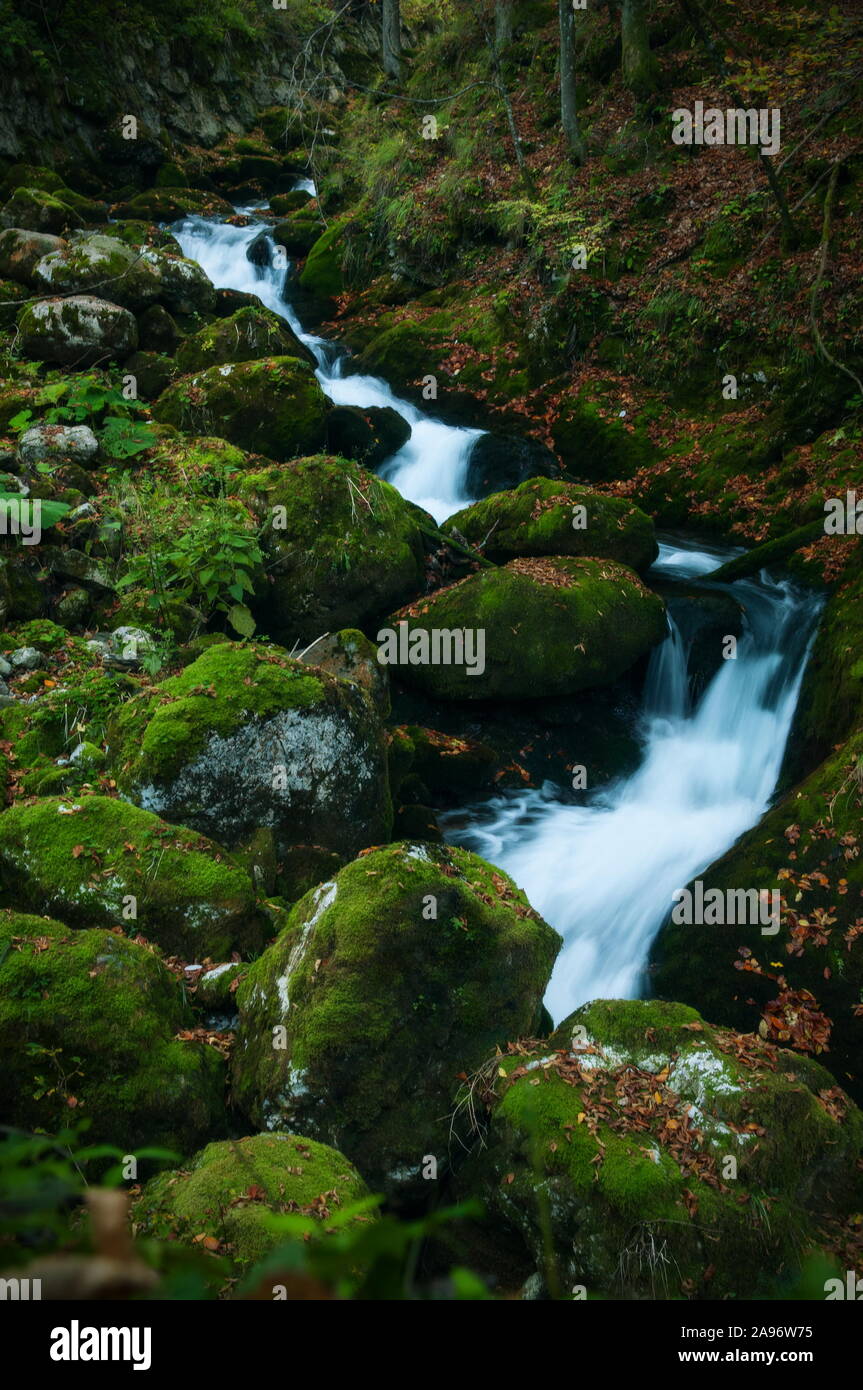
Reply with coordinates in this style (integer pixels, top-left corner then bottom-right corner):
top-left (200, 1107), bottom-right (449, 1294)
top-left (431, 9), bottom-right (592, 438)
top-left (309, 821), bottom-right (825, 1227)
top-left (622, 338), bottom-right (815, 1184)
top-left (173, 210), bottom-right (822, 1024)
top-left (443, 540), bottom-right (821, 1020)
top-left (171, 205), bottom-right (482, 522)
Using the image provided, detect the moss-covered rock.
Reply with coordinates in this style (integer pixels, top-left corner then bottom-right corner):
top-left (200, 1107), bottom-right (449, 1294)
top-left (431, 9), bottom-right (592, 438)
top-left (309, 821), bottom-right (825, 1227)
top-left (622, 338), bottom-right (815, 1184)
top-left (456, 999), bottom-right (863, 1299)
top-left (551, 391), bottom-right (659, 482)
top-left (231, 841), bottom-right (561, 1194)
top-left (176, 305), bottom-right (315, 373)
top-left (17, 294), bottom-right (137, 365)
top-left (111, 188), bottom-right (234, 222)
top-left (0, 909), bottom-right (226, 1153)
top-left (0, 227), bottom-right (66, 283)
top-left (273, 216), bottom-right (323, 259)
top-left (153, 356), bottom-right (327, 458)
top-left (385, 556), bottom-right (667, 700)
top-left (30, 232), bottom-right (162, 310)
top-left (134, 1134), bottom-right (371, 1268)
top-left (298, 628), bottom-right (391, 717)
top-left (238, 456), bottom-right (427, 642)
top-left (446, 479), bottom-right (658, 572)
top-left (298, 219), bottom-right (347, 298)
top-left (0, 796), bottom-right (264, 958)
top-left (109, 642), bottom-right (392, 864)
top-left (0, 187), bottom-right (78, 235)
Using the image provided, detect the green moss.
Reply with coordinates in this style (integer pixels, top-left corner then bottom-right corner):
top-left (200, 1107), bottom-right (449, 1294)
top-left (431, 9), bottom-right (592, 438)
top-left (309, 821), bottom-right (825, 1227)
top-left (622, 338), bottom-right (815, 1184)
top-left (3, 618), bottom-right (69, 652)
top-left (135, 1133), bottom-right (371, 1268)
top-left (458, 998), bottom-right (863, 1298)
top-left (551, 390), bottom-right (659, 482)
top-left (175, 306), bottom-right (314, 374)
top-left (111, 642), bottom-right (325, 788)
top-left (387, 556), bottom-right (666, 700)
top-left (0, 795), bottom-right (264, 958)
top-left (153, 356), bottom-right (328, 459)
top-left (0, 909), bottom-right (225, 1154)
top-left (232, 840), bottom-right (561, 1194)
top-left (446, 478), bottom-right (658, 571)
top-left (298, 219), bottom-right (348, 297)
top-left (238, 456), bottom-right (426, 643)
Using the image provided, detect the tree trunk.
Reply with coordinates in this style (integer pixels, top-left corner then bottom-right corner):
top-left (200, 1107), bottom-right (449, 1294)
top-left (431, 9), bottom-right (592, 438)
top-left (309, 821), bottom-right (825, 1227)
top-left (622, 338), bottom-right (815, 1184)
top-left (621, 0), bottom-right (660, 98)
top-left (495, 0), bottom-right (515, 51)
top-left (559, 0), bottom-right (586, 164)
top-left (382, 0), bottom-right (401, 81)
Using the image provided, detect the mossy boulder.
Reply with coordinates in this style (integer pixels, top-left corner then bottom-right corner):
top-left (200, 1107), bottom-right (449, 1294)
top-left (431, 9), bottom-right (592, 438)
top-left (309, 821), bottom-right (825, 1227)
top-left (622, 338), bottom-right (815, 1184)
top-left (0, 187), bottom-right (78, 235)
top-left (238, 456), bottom-right (427, 642)
top-left (139, 247), bottom-right (216, 315)
top-left (0, 228), bottom-right (66, 283)
top-left (386, 556), bottom-right (667, 700)
top-left (153, 357), bottom-right (327, 458)
top-left (176, 305), bottom-right (315, 373)
top-left (111, 188), bottom-right (234, 222)
top-left (0, 909), bottom-right (226, 1153)
top-left (269, 190), bottom-right (313, 216)
top-left (551, 392), bottom-right (658, 483)
top-left (457, 999), bottom-right (863, 1299)
top-left (446, 479), bottom-right (658, 572)
top-left (0, 796), bottom-right (264, 958)
top-left (0, 164), bottom-right (65, 199)
top-left (17, 295), bottom-right (137, 366)
top-left (109, 642), bottom-right (391, 864)
top-left (298, 219), bottom-right (347, 299)
top-left (30, 233), bottom-right (162, 309)
top-left (231, 841), bottom-right (561, 1195)
top-left (134, 1134), bottom-right (371, 1269)
top-left (298, 628), bottom-right (390, 717)
top-left (273, 217), bottom-right (322, 259)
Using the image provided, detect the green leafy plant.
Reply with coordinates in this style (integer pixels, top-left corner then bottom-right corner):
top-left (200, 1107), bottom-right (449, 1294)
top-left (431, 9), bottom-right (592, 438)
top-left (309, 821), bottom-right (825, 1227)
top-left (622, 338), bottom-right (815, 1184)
top-left (112, 480), bottom-right (264, 636)
top-left (8, 373), bottom-right (157, 461)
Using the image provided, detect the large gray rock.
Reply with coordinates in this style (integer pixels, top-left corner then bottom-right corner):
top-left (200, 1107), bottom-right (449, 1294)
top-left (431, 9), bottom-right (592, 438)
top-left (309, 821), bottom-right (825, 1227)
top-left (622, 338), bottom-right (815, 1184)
top-left (31, 233), bottom-right (215, 315)
top-left (0, 228), bottom-right (66, 283)
top-left (17, 424), bottom-right (99, 469)
top-left (16, 295), bottom-right (138, 365)
top-left (109, 641), bottom-right (392, 864)
top-left (32, 233), bottom-right (162, 310)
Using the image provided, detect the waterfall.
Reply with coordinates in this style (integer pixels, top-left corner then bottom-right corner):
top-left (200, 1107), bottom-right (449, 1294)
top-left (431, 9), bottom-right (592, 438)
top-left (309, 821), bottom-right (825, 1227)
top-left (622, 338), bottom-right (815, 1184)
top-left (173, 209), bottom-right (822, 1024)
top-left (170, 205), bottom-right (482, 523)
top-left (441, 541), bottom-right (821, 1020)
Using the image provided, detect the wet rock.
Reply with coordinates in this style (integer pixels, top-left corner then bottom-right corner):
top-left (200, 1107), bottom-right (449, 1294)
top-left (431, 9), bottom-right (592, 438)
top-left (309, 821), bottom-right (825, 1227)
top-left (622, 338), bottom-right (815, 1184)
top-left (464, 432), bottom-right (563, 498)
top-left (325, 404), bottom-right (410, 467)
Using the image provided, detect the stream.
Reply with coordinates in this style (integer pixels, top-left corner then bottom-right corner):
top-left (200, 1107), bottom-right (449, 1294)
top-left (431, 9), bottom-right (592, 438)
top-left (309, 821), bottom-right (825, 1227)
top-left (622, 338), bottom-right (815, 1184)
top-left (171, 206), bottom-right (822, 1023)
